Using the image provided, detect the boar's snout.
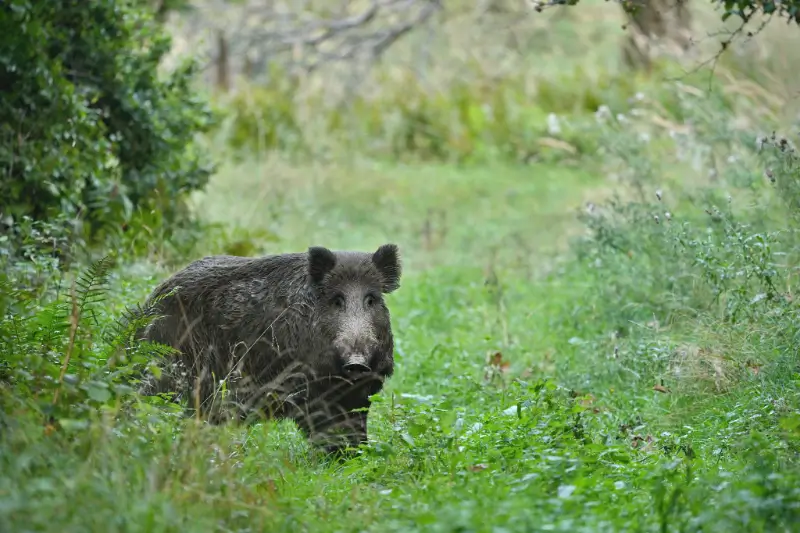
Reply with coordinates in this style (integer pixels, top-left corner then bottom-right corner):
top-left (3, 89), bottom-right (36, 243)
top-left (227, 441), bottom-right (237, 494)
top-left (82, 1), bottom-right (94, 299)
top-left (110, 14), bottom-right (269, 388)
top-left (341, 353), bottom-right (371, 379)
top-left (342, 363), bottom-right (371, 382)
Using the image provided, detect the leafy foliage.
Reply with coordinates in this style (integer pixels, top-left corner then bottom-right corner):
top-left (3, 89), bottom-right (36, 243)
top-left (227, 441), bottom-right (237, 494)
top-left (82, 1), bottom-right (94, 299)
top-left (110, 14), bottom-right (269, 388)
top-left (551, 0), bottom-right (800, 25)
top-left (216, 64), bottom-right (668, 165)
top-left (715, 0), bottom-right (800, 24)
top-left (0, 256), bottom-right (173, 424)
top-left (3, 6), bottom-right (800, 531)
top-left (0, 0), bottom-right (216, 257)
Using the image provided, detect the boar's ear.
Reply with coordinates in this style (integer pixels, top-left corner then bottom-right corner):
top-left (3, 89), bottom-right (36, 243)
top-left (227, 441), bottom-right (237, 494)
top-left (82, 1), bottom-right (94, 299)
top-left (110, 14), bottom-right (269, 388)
top-left (308, 246), bottom-right (336, 285)
top-left (372, 243), bottom-right (401, 293)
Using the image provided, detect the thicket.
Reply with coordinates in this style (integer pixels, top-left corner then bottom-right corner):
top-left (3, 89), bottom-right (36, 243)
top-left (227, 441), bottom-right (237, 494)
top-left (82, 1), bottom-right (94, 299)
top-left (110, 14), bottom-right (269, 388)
top-left (214, 56), bottom-right (754, 168)
top-left (0, 0), bottom-right (217, 433)
top-left (3, 66), bottom-right (800, 529)
top-left (207, 0), bottom-right (800, 164)
top-left (3, 0), bottom-right (800, 529)
top-left (0, 0), bottom-right (216, 270)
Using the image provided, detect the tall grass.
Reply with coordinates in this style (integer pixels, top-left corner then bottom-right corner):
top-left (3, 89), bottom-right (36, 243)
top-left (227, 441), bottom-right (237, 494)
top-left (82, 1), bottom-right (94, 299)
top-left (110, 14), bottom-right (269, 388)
top-left (4, 2), bottom-right (800, 531)
top-left (192, 0), bottom-right (799, 165)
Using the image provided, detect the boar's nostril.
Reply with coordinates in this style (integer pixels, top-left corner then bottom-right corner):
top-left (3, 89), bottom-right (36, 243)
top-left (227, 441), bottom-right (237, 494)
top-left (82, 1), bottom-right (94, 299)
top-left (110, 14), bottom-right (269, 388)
top-left (342, 362), bottom-right (371, 376)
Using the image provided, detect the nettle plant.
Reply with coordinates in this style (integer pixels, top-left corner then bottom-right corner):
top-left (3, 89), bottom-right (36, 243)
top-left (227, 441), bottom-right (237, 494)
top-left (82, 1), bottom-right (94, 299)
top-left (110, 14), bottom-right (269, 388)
top-left (574, 78), bottom-right (800, 327)
top-left (578, 180), bottom-right (792, 325)
top-left (673, 208), bottom-right (783, 323)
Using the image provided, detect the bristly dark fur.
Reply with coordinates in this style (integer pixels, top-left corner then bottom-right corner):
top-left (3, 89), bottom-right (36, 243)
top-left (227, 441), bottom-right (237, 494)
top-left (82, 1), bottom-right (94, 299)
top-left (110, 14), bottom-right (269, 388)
top-left (136, 243), bottom-right (402, 453)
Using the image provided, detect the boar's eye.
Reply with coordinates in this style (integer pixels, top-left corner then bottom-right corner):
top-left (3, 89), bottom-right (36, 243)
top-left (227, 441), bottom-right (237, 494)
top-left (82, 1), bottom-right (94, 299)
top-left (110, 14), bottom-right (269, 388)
top-left (364, 293), bottom-right (377, 307)
top-left (332, 294), bottom-right (346, 309)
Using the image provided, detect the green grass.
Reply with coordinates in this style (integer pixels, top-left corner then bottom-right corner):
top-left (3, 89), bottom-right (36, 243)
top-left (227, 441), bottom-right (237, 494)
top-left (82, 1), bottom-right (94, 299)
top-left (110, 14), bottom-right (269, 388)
top-left (4, 3), bottom-right (800, 531)
top-left (5, 133), bottom-right (800, 531)
top-left (194, 158), bottom-right (600, 274)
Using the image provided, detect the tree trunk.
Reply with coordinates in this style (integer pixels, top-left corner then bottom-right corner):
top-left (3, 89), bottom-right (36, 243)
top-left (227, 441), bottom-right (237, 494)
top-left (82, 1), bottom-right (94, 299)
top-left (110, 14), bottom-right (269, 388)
top-left (215, 30), bottom-right (230, 92)
top-left (622, 0), bottom-right (692, 70)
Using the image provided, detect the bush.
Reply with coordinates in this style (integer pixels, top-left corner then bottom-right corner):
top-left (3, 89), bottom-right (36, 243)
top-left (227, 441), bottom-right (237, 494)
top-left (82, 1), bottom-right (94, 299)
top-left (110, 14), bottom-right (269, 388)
top-left (557, 75), bottom-right (800, 404)
top-left (217, 63), bottom-right (675, 165)
top-left (0, 0), bottom-right (216, 255)
top-left (0, 255), bottom-right (173, 422)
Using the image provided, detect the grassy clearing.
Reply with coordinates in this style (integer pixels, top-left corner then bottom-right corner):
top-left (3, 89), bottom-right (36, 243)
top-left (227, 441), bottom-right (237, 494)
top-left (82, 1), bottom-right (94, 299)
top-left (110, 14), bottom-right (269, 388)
top-left (6, 107), bottom-right (800, 532)
top-left (195, 158), bottom-right (601, 274)
top-left (4, 3), bottom-right (800, 532)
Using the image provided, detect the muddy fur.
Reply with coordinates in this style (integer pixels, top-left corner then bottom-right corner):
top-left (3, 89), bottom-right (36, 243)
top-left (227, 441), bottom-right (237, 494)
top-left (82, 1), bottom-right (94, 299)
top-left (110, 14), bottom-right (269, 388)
top-left (136, 244), bottom-right (401, 452)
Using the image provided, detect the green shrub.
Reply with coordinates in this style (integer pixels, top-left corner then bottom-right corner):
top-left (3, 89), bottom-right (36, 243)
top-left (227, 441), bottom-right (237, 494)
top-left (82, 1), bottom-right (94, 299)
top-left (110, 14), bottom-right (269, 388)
top-left (222, 73), bottom-right (307, 157)
top-left (218, 63), bottom-right (678, 165)
top-left (0, 256), bottom-right (170, 421)
top-left (0, 0), bottom-right (216, 255)
top-left (557, 73), bottom-right (800, 407)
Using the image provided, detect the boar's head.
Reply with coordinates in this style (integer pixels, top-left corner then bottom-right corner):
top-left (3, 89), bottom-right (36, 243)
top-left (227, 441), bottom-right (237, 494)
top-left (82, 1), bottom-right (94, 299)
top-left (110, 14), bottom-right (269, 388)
top-left (299, 243), bottom-right (401, 453)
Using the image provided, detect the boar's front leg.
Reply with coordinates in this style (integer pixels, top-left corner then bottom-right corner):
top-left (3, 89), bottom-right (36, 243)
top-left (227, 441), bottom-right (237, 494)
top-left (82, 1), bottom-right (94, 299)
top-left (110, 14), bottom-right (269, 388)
top-left (294, 404), bottom-right (369, 456)
top-left (290, 380), bottom-right (373, 455)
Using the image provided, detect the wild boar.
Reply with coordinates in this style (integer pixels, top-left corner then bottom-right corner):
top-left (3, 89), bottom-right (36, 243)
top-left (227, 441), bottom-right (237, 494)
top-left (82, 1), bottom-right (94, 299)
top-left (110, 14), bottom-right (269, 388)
top-left (136, 243), bottom-right (402, 453)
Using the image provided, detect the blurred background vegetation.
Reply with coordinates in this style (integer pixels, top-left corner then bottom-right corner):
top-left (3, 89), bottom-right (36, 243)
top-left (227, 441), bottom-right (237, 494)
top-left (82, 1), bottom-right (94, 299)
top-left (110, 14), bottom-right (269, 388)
top-left (2, 0), bottom-right (800, 531)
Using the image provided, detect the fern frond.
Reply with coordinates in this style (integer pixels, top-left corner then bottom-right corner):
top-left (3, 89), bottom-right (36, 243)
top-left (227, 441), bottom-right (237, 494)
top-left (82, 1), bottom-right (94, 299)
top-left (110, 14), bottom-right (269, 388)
top-left (34, 301), bottom-right (71, 349)
top-left (103, 302), bottom-right (159, 349)
top-left (0, 277), bottom-right (16, 317)
top-left (34, 257), bottom-right (115, 352)
top-left (103, 285), bottom-right (180, 349)
top-left (74, 255), bottom-right (116, 317)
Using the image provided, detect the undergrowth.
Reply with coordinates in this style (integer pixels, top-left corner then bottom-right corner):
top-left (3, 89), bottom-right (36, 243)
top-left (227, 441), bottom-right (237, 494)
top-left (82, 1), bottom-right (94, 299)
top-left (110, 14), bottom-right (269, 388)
top-left (3, 29), bottom-right (800, 533)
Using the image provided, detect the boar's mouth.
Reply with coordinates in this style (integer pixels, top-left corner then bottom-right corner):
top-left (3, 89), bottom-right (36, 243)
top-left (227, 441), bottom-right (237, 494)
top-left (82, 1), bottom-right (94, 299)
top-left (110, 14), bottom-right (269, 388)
top-left (340, 353), bottom-right (384, 388)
